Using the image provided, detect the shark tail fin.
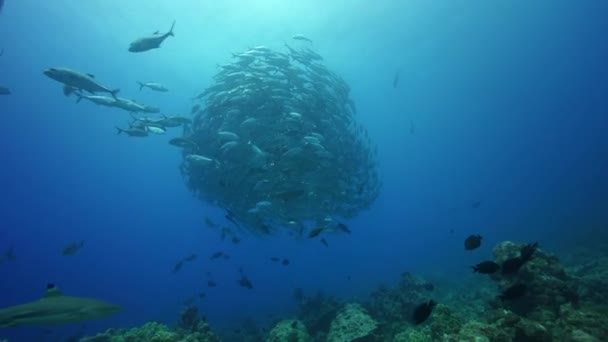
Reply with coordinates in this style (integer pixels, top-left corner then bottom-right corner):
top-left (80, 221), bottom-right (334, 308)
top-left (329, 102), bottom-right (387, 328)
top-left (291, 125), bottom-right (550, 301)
top-left (168, 20), bottom-right (176, 37)
top-left (110, 89), bottom-right (120, 99)
top-left (75, 93), bottom-right (84, 103)
top-left (137, 82), bottom-right (144, 91)
top-left (115, 127), bottom-right (123, 135)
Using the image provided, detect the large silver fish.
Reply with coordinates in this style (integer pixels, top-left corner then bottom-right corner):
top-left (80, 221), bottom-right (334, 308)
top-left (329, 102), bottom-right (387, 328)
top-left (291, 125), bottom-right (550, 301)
top-left (129, 20), bottom-right (175, 53)
top-left (43, 67), bottom-right (119, 98)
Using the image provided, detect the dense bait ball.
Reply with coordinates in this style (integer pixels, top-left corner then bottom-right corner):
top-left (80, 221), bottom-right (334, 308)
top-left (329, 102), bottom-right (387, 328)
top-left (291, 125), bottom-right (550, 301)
top-left (181, 43), bottom-right (381, 235)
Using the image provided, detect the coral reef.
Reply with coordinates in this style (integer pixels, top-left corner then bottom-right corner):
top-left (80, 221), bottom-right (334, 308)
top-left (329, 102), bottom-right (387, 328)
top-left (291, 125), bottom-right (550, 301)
top-left (76, 240), bottom-right (608, 342)
top-left (266, 319), bottom-right (311, 342)
top-left (326, 303), bottom-right (378, 342)
top-left (367, 272), bottom-right (434, 323)
top-left (296, 291), bottom-right (343, 339)
top-left (79, 306), bottom-right (220, 342)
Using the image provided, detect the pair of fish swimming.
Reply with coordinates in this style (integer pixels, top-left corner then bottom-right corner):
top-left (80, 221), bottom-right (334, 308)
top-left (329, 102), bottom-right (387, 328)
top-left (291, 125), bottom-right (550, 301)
top-left (41, 20), bottom-right (175, 98)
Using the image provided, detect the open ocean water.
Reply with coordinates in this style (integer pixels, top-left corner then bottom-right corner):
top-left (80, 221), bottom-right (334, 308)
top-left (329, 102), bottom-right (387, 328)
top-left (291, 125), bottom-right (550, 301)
top-left (1, 1), bottom-right (607, 341)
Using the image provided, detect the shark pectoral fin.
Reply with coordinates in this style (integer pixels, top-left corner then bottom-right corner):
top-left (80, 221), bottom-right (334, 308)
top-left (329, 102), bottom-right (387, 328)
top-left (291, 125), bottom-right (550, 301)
top-left (86, 73), bottom-right (95, 78)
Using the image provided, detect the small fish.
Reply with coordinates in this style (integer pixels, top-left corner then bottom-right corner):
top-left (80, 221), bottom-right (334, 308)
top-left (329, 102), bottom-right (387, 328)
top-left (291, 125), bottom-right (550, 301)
top-left (207, 280), bottom-right (217, 288)
top-left (183, 254), bottom-right (197, 262)
top-left (282, 259), bottom-right (290, 266)
top-left (501, 257), bottom-right (525, 275)
top-left (225, 212), bottom-right (240, 227)
top-left (413, 300), bottom-right (436, 324)
top-left (292, 34), bottom-right (313, 43)
top-left (320, 238), bottom-right (328, 247)
top-left (168, 137), bottom-right (198, 149)
top-left (336, 222), bottom-right (351, 234)
top-left (409, 120), bottom-right (415, 135)
top-left (137, 81), bottom-right (168, 92)
top-left (210, 251), bottom-right (224, 260)
top-left (238, 276), bottom-right (254, 289)
top-left (204, 217), bottom-right (219, 229)
top-left (62, 241), bottom-right (84, 256)
top-left (499, 284), bottom-right (527, 301)
top-left (198, 292), bottom-right (206, 299)
top-left (392, 70), bottom-right (400, 88)
top-left (472, 261), bottom-right (500, 274)
top-left (116, 126), bottom-right (148, 137)
top-left (0, 86), bottom-right (10, 95)
top-left (172, 261), bottom-right (184, 274)
top-left (231, 236), bottom-right (240, 244)
top-left (472, 200), bottom-right (482, 208)
top-left (270, 257), bottom-right (280, 262)
top-left (464, 235), bottom-right (482, 250)
top-left (308, 226), bottom-right (325, 238)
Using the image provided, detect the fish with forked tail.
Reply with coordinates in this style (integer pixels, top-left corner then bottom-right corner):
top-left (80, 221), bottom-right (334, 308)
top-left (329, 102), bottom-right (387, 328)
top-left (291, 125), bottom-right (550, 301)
top-left (43, 67), bottom-right (119, 98)
top-left (129, 21), bottom-right (175, 52)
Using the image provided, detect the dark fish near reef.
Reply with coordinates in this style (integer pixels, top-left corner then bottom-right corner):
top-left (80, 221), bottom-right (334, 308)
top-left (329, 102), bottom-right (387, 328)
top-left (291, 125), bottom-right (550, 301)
top-left (207, 280), bottom-right (217, 288)
top-left (62, 241), bottom-right (84, 256)
top-left (464, 235), bottom-right (482, 250)
top-left (392, 70), bottom-right (400, 88)
top-left (472, 261), bottom-right (500, 274)
top-left (520, 242), bottom-right (539, 262)
top-left (129, 20), bottom-right (175, 52)
top-left (282, 259), bottom-right (290, 266)
top-left (499, 283), bottom-right (527, 301)
top-left (270, 257), bottom-right (280, 262)
top-left (413, 300), bottom-right (436, 324)
top-left (231, 236), bottom-right (240, 244)
top-left (320, 238), bottom-right (328, 247)
top-left (501, 257), bottom-right (525, 275)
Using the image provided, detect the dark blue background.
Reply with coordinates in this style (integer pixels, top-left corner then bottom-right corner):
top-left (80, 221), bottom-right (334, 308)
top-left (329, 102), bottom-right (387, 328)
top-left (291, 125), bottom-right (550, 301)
top-left (1, 1), bottom-right (607, 341)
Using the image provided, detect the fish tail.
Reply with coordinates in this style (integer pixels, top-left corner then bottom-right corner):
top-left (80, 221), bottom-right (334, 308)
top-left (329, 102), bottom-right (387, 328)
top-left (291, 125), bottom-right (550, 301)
top-left (168, 20), bottom-right (176, 37)
top-left (471, 266), bottom-right (479, 273)
top-left (115, 126), bottom-right (123, 135)
top-left (110, 88), bottom-right (120, 99)
top-left (137, 82), bottom-right (144, 91)
top-left (75, 93), bottom-right (83, 103)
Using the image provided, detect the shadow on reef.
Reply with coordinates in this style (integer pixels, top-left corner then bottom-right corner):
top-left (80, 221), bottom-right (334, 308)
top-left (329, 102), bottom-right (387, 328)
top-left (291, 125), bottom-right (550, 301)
top-left (67, 240), bottom-right (608, 342)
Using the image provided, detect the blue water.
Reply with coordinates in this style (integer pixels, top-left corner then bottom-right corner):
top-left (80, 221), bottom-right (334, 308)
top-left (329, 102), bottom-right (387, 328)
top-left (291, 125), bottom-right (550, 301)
top-left (1, 1), bottom-right (607, 341)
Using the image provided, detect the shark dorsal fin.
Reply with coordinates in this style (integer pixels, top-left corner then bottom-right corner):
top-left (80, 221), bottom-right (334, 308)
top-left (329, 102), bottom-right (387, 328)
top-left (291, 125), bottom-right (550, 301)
top-left (87, 73), bottom-right (95, 78)
top-left (44, 283), bottom-right (63, 298)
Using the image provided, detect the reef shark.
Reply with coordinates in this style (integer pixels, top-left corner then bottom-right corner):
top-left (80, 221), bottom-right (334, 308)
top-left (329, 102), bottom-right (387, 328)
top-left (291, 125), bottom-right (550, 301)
top-left (0, 284), bottom-right (122, 327)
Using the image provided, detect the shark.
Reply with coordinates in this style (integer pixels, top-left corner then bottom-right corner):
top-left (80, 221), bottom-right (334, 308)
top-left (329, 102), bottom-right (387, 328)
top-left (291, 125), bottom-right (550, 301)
top-left (0, 284), bottom-right (122, 327)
